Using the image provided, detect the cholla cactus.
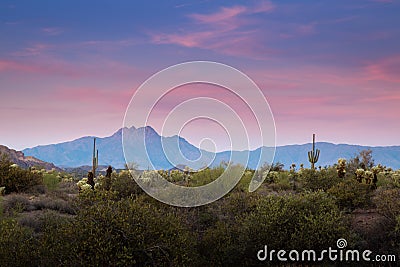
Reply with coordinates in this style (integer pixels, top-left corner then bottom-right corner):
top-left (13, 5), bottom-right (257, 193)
top-left (80, 183), bottom-right (92, 192)
top-left (371, 165), bottom-right (383, 188)
top-left (77, 177), bottom-right (95, 192)
top-left (267, 171), bottom-right (279, 183)
top-left (336, 158), bottom-right (346, 178)
top-left (365, 171), bottom-right (373, 184)
top-left (290, 164), bottom-right (296, 172)
top-left (140, 170), bottom-right (161, 186)
top-left (77, 178), bottom-right (89, 191)
top-left (355, 169), bottom-right (365, 183)
top-left (391, 171), bottom-right (400, 188)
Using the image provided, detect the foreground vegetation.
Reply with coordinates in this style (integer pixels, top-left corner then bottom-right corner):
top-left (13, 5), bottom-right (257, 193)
top-left (1, 152), bottom-right (400, 266)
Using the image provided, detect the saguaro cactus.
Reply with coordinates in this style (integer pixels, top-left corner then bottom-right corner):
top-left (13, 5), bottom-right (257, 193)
top-left (308, 134), bottom-right (320, 169)
top-left (92, 138), bottom-right (98, 178)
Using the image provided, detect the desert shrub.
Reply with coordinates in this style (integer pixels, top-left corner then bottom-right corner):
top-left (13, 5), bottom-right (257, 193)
top-left (327, 178), bottom-right (373, 211)
top-left (189, 165), bottom-right (225, 187)
top-left (110, 171), bottom-right (144, 198)
top-left (235, 170), bottom-right (255, 192)
top-left (199, 221), bottom-right (245, 266)
top-left (0, 218), bottom-right (37, 267)
top-left (238, 191), bottom-right (352, 265)
top-left (39, 196), bottom-right (197, 266)
top-left (2, 194), bottom-right (32, 214)
top-left (377, 170), bottom-right (400, 188)
top-left (42, 173), bottom-right (61, 191)
top-left (0, 197), bottom-right (3, 218)
top-left (32, 196), bottom-right (76, 215)
top-left (268, 171), bottom-right (291, 191)
top-left (299, 167), bottom-right (341, 192)
top-left (17, 209), bottom-right (71, 234)
top-left (374, 172), bottom-right (391, 188)
top-left (0, 156), bottom-right (43, 194)
top-left (373, 188), bottom-right (400, 224)
top-left (221, 191), bottom-right (261, 217)
top-left (56, 180), bottom-right (79, 194)
top-left (197, 192), bottom-right (261, 265)
top-left (24, 184), bottom-right (47, 195)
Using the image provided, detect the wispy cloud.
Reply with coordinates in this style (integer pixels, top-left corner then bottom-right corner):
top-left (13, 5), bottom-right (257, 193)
top-left (188, 1), bottom-right (274, 24)
top-left (365, 55), bottom-right (400, 83)
top-left (0, 56), bottom-right (144, 80)
top-left (11, 43), bottom-right (51, 57)
top-left (149, 1), bottom-right (276, 59)
top-left (41, 27), bottom-right (63, 36)
top-left (189, 5), bottom-right (248, 25)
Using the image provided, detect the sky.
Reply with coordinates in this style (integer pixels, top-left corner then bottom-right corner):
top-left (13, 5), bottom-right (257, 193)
top-left (1, 0), bottom-right (400, 151)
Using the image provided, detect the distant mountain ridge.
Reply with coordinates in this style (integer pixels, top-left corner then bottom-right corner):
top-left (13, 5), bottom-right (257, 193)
top-left (0, 145), bottom-right (61, 170)
top-left (22, 126), bottom-right (400, 170)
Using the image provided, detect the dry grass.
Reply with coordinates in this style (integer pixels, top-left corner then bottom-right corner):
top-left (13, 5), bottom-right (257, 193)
top-left (2, 194), bottom-right (33, 215)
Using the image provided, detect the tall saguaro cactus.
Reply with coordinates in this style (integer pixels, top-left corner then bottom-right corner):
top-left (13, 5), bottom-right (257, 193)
top-left (92, 138), bottom-right (99, 178)
top-left (308, 134), bottom-right (320, 169)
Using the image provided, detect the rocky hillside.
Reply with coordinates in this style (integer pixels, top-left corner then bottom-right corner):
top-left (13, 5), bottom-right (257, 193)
top-left (0, 145), bottom-right (61, 170)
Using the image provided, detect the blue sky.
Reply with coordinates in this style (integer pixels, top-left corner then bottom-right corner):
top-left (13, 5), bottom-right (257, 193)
top-left (1, 0), bottom-right (399, 150)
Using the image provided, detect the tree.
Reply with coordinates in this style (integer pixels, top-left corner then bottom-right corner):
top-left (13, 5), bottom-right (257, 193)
top-left (347, 149), bottom-right (375, 174)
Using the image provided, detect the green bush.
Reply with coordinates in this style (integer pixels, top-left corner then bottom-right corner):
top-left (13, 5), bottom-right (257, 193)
top-left (0, 219), bottom-right (37, 267)
top-left (299, 167), bottom-right (341, 192)
top-left (199, 221), bottom-right (245, 266)
top-left (42, 196), bottom-right (196, 266)
top-left (268, 171), bottom-right (292, 191)
top-left (42, 173), bottom-right (61, 191)
top-left (239, 191), bottom-right (352, 265)
top-left (373, 188), bottom-right (400, 224)
top-left (327, 178), bottom-right (373, 211)
top-left (0, 156), bottom-right (43, 194)
top-left (93, 170), bottom-right (144, 198)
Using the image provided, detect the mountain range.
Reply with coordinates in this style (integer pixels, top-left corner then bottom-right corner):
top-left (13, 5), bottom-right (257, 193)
top-left (0, 145), bottom-right (61, 170)
top-left (22, 126), bottom-right (400, 170)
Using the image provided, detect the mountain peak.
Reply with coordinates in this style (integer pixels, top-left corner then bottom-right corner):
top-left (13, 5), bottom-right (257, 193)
top-left (21, 126), bottom-right (400, 170)
top-left (138, 125), bottom-right (159, 137)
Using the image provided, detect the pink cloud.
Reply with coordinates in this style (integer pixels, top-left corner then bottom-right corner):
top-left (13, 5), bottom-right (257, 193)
top-left (149, 1), bottom-right (276, 59)
top-left (296, 22), bottom-right (317, 35)
top-left (50, 86), bottom-right (134, 113)
top-left (188, 1), bottom-right (274, 25)
top-left (0, 60), bottom-right (40, 73)
top-left (365, 55), bottom-right (400, 83)
top-left (0, 56), bottom-right (144, 80)
top-left (151, 31), bottom-right (215, 48)
top-left (12, 43), bottom-right (51, 57)
top-left (252, 1), bottom-right (275, 13)
top-left (189, 6), bottom-right (248, 25)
